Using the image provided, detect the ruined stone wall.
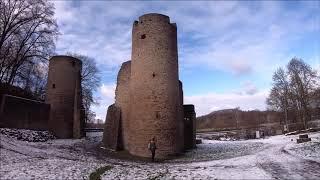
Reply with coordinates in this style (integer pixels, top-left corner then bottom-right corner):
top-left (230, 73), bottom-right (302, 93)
top-left (115, 61), bottom-right (131, 149)
top-left (129, 13), bottom-right (181, 158)
top-left (184, 104), bottom-right (196, 149)
top-left (177, 80), bottom-right (184, 152)
top-left (45, 56), bottom-right (83, 138)
top-left (103, 104), bottom-right (122, 150)
top-left (0, 94), bottom-right (50, 130)
top-left (73, 71), bottom-right (84, 139)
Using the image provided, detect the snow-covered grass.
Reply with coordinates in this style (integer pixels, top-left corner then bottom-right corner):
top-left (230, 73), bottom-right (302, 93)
top-left (0, 128), bottom-right (55, 142)
top-left (0, 129), bottom-right (107, 179)
top-left (1, 128), bottom-right (320, 179)
top-left (169, 140), bottom-right (265, 162)
top-left (285, 133), bottom-right (320, 163)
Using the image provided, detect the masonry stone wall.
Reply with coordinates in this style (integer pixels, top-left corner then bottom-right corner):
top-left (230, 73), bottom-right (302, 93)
top-left (177, 80), bottom-right (185, 152)
top-left (103, 104), bottom-right (122, 150)
top-left (0, 94), bottom-right (50, 130)
top-left (129, 13), bottom-right (181, 158)
top-left (115, 61), bottom-right (131, 150)
top-left (45, 56), bottom-right (83, 138)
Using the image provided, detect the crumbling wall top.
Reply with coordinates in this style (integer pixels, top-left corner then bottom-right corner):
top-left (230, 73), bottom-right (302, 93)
top-left (50, 55), bottom-right (82, 65)
top-left (138, 13), bottom-right (170, 24)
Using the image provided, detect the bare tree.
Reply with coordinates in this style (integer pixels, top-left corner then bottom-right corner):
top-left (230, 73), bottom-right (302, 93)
top-left (67, 53), bottom-right (101, 123)
top-left (267, 58), bottom-right (319, 129)
top-left (0, 0), bottom-right (58, 92)
top-left (266, 68), bottom-right (291, 126)
top-left (287, 58), bottom-right (318, 128)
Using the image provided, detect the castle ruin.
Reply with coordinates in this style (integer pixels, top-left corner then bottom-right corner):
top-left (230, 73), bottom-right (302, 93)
top-left (0, 55), bottom-right (85, 139)
top-left (103, 13), bottom-right (196, 159)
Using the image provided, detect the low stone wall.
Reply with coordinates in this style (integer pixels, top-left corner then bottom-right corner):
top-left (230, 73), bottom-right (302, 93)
top-left (0, 94), bottom-right (50, 130)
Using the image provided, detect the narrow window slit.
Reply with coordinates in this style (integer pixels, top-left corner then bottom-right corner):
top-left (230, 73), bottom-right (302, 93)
top-left (156, 112), bottom-right (160, 119)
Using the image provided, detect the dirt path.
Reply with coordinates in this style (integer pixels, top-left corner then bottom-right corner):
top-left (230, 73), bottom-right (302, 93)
top-left (256, 141), bottom-right (320, 179)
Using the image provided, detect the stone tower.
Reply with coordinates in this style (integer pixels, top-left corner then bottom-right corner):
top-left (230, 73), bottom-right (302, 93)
top-left (128, 13), bottom-right (181, 158)
top-left (45, 56), bottom-right (83, 139)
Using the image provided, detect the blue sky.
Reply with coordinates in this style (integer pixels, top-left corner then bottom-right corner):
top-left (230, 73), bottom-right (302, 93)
top-left (53, 1), bottom-right (320, 119)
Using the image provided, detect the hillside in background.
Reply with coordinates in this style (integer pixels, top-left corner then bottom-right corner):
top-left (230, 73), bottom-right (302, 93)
top-left (196, 109), bottom-right (284, 132)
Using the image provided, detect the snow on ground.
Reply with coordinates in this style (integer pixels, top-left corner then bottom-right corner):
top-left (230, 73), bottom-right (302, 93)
top-left (169, 140), bottom-right (265, 162)
top-left (0, 128), bottom-right (55, 142)
top-left (285, 133), bottom-right (320, 163)
top-left (0, 130), bottom-right (107, 179)
top-left (1, 128), bottom-right (320, 179)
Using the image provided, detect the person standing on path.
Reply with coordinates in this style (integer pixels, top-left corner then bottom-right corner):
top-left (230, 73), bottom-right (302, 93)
top-left (148, 137), bottom-right (157, 162)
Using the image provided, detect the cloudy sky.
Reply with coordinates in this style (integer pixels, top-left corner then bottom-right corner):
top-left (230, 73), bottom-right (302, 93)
top-left (53, 1), bottom-right (320, 119)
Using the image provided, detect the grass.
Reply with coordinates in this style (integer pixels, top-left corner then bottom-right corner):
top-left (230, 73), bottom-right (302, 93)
top-left (89, 165), bottom-right (113, 180)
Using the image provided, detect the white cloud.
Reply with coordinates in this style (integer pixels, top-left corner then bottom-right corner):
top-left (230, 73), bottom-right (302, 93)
top-left (100, 84), bottom-right (116, 99)
top-left (241, 81), bottom-right (258, 95)
top-left (53, 1), bottom-right (74, 23)
top-left (91, 83), bottom-right (116, 120)
top-left (52, 1), bottom-right (319, 118)
top-left (53, 1), bottom-right (135, 69)
top-left (173, 1), bottom-right (319, 78)
top-left (53, 1), bottom-right (319, 77)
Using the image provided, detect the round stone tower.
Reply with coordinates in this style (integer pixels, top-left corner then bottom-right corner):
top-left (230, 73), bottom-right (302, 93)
top-left (45, 56), bottom-right (82, 139)
top-left (129, 13), bottom-right (181, 158)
